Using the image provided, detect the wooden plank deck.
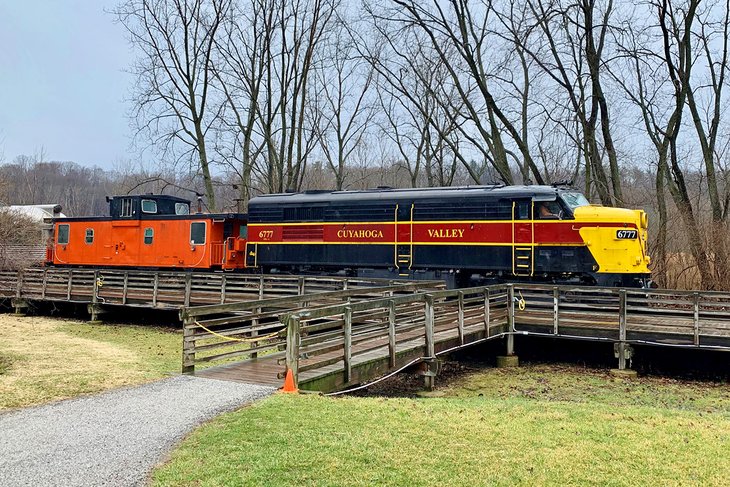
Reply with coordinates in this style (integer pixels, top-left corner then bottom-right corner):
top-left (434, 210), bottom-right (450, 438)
top-left (189, 283), bottom-right (730, 393)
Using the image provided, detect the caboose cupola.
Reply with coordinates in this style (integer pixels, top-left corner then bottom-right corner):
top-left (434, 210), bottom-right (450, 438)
top-left (106, 194), bottom-right (191, 219)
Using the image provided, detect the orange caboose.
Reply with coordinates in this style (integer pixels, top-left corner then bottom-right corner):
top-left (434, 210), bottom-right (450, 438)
top-left (49, 194), bottom-right (248, 270)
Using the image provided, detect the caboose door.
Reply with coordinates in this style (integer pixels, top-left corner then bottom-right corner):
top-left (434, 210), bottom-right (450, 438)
top-left (512, 200), bottom-right (534, 276)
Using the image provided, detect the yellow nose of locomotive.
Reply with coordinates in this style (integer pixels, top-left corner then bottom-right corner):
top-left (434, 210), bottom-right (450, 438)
top-left (573, 206), bottom-right (651, 275)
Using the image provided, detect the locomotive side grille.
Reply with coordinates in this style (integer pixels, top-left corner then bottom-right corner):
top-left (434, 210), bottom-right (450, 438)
top-left (282, 226), bottom-right (324, 240)
top-left (325, 205), bottom-right (394, 222)
top-left (413, 201), bottom-right (512, 220)
top-left (248, 207), bottom-right (283, 222)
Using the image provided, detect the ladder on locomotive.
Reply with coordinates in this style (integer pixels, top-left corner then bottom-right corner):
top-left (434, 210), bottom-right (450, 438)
top-left (395, 204), bottom-right (414, 276)
top-left (512, 201), bottom-right (534, 277)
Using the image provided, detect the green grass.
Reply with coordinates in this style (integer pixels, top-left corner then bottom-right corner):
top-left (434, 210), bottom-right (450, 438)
top-left (0, 352), bottom-right (14, 375)
top-left (0, 314), bottom-right (182, 409)
top-left (57, 322), bottom-right (182, 379)
top-left (152, 365), bottom-right (730, 487)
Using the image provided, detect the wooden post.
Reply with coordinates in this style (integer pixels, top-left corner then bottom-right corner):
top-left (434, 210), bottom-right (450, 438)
top-left (66, 269), bottom-right (73, 300)
top-left (343, 279), bottom-right (349, 291)
top-left (457, 291), bottom-right (465, 344)
top-left (618, 289), bottom-right (627, 370)
top-left (250, 307), bottom-right (260, 359)
top-left (344, 306), bottom-right (352, 383)
top-left (285, 315), bottom-right (301, 387)
top-left (388, 300), bottom-right (396, 368)
top-left (152, 272), bottom-right (159, 307)
top-left (90, 270), bottom-right (99, 322)
top-left (14, 270), bottom-right (25, 315)
top-left (41, 268), bottom-right (48, 299)
top-left (259, 275), bottom-right (265, 299)
top-left (424, 295), bottom-right (435, 359)
top-left (507, 284), bottom-right (515, 332)
top-left (220, 274), bottom-right (227, 304)
top-left (424, 294), bottom-right (436, 390)
top-left (181, 315), bottom-right (195, 374)
top-left (298, 277), bottom-right (305, 296)
top-left (693, 292), bottom-right (700, 346)
top-left (15, 269), bottom-right (23, 300)
top-left (506, 284), bottom-right (515, 356)
top-left (122, 271), bottom-right (129, 305)
top-left (484, 288), bottom-right (491, 335)
top-left (553, 286), bottom-right (559, 335)
top-left (92, 270), bottom-right (99, 303)
top-left (184, 273), bottom-right (192, 307)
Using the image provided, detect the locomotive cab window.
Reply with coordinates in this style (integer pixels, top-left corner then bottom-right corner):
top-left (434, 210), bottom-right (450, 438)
top-left (190, 222), bottom-right (206, 245)
top-left (141, 199), bottom-right (158, 214)
top-left (57, 224), bottom-right (70, 244)
top-left (144, 228), bottom-right (154, 245)
top-left (514, 200), bottom-right (531, 220)
top-left (85, 228), bottom-right (94, 244)
top-left (536, 201), bottom-right (562, 219)
top-left (175, 202), bottom-right (190, 215)
top-left (561, 192), bottom-right (590, 210)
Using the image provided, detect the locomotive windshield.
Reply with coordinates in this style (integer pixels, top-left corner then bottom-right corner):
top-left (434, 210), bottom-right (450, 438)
top-left (561, 192), bottom-right (589, 210)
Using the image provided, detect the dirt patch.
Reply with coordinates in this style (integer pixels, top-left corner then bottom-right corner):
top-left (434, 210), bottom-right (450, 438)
top-left (352, 361), bottom-right (483, 398)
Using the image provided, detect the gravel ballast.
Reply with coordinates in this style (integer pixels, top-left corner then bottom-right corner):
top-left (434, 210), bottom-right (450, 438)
top-left (0, 376), bottom-right (275, 486)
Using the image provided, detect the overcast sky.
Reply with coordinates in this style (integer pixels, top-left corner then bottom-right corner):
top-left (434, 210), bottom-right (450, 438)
top-left (0, 0), bottom-right (134, 169)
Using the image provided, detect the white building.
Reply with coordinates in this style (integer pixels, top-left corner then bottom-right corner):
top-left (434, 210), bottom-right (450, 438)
top-left (0, 204), bottom-right (65, 268)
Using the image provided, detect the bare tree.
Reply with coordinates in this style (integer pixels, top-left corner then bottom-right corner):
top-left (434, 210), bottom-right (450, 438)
top-left (257, 0), bottom-right (337, 193)
top-left (213, 0), bottom-right (272, 204)
top-left (312, 13), bottom-right (376, 190)
top-left (115, 0), bottom-right (229, 210)
top-left (382, 0), bottom-right (546, 185)
top-left (510, 0), bottom-right (621, 204)
top-left (612, 0), bottom-right (714, 286)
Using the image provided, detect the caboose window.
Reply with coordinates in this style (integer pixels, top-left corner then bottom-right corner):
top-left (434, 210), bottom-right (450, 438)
top-left (120, 198), bottom-right (133, 217)
top-left (144, 228), bottom-right (154, 245)
top-left (57, 224), bottom-right (69, 244)
top-left (190, 222), bottom-right (206, 245)
top-left (175, 203), bottom-right (189, 215)
top-left (85, 229), bottom-right (94, 244)
top-left (141, 199), bottom-right (158, 214)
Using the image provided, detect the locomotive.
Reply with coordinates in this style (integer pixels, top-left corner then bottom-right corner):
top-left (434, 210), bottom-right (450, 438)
top-left (48, 185), bottom-right (651, 288)
top-left (245, 185), bottom-right (651, 288)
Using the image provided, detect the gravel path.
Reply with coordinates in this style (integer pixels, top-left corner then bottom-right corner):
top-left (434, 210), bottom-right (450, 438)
top-left (0, 376), bottom-right (275, 487)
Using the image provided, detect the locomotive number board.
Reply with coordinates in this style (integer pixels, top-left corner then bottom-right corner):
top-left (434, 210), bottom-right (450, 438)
top-left (616, 229), bottom-right (638, 239)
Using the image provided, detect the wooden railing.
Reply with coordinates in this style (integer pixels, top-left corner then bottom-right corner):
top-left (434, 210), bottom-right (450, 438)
top-left (179, 280), bottom-right (445, 373)
top-left (282, 284), bottom-right (509, 390)
top-left (280, 283), bottom-right (730, 391)
top-left (0, 268), bottom-right (417, 309)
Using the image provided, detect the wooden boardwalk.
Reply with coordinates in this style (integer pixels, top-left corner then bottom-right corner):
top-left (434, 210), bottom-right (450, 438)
top-left (187, 284), bottom-right (730, 393)
top-left (0, 267), bottom-right (417, 318)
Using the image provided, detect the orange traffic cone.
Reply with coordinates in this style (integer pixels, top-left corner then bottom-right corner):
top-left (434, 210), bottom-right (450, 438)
top-left (280, 368), bottom-right (299, 394)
